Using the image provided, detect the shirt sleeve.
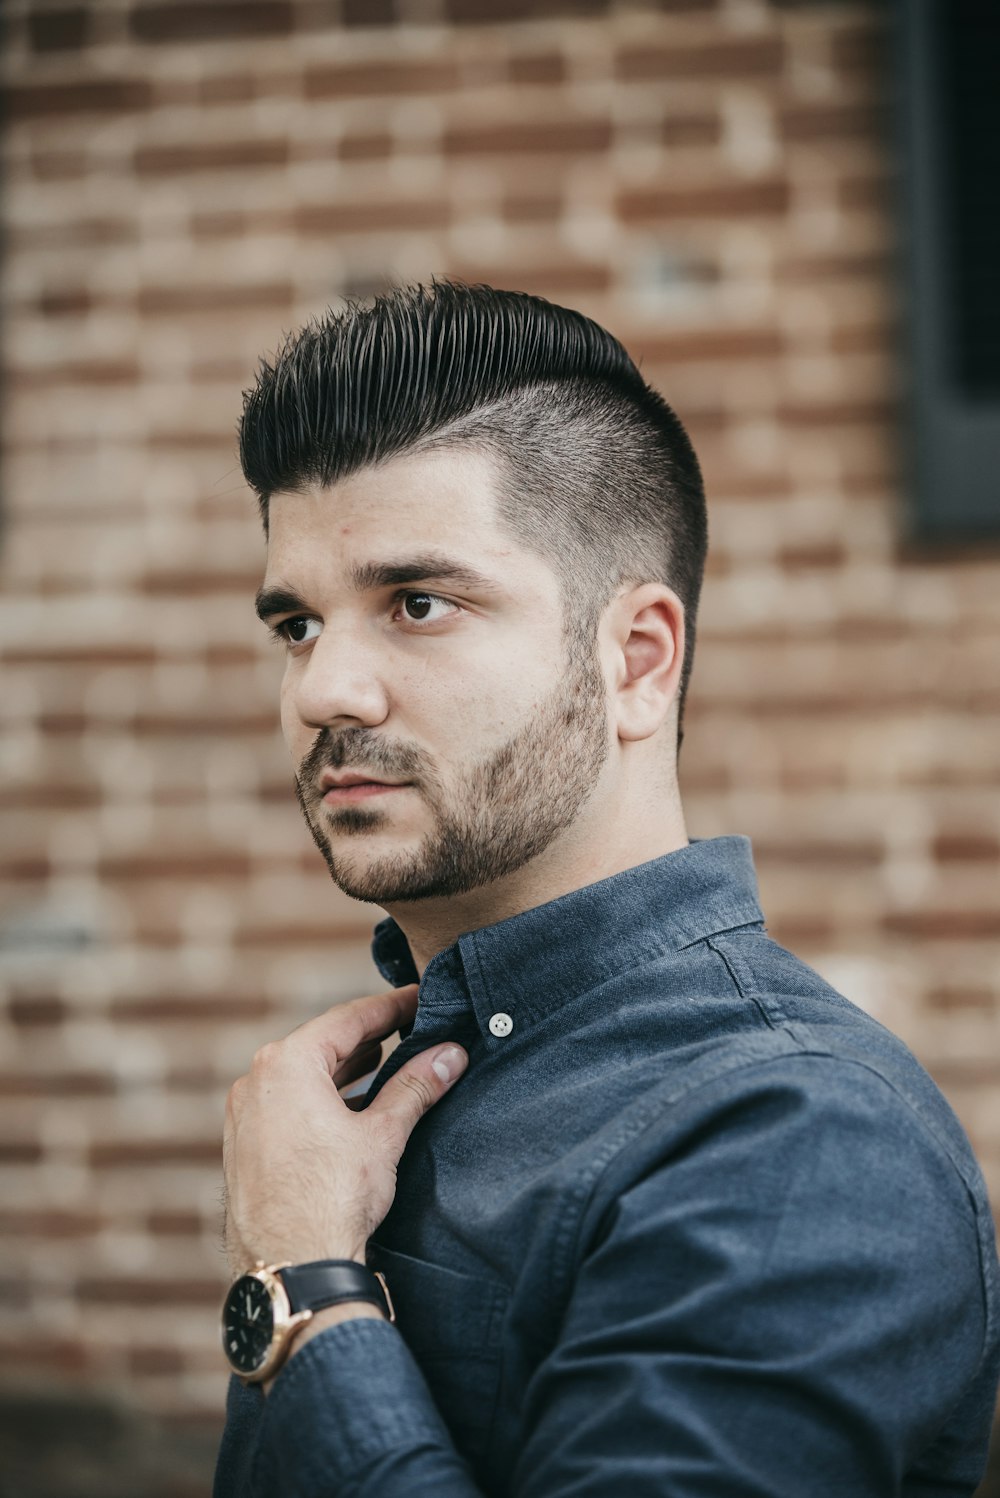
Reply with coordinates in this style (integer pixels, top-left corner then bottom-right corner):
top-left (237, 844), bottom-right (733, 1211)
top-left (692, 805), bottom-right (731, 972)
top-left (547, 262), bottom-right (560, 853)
top-left (511, 1052), bottom-right (992, 1498)
top-left (214, 1314), bottom-right (486, 1498)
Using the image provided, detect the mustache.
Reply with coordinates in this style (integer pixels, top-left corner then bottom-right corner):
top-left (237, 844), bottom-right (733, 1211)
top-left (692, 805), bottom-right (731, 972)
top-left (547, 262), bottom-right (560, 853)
top-left (297, 726), bottom-right (423, 795)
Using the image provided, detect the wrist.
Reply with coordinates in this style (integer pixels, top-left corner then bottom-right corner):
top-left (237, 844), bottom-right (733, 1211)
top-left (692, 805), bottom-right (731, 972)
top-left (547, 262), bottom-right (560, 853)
top-left (262, 1301), bottom-right (385, 1395)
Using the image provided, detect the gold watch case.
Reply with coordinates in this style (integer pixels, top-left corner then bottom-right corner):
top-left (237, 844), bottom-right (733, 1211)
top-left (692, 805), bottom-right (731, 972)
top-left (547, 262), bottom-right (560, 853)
top-left (223, 1260), bottom-right (314, 1385)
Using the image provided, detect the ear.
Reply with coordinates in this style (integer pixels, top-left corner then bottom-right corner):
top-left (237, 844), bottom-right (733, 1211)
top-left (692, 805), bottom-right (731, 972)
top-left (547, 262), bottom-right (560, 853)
top-left (605, 583), bottom-right (685, 745)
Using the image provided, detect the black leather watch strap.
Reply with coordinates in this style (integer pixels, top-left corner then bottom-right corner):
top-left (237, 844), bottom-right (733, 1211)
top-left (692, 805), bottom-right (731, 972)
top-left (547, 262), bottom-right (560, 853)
top-left (278, 1260), bottom-right (393, 1320)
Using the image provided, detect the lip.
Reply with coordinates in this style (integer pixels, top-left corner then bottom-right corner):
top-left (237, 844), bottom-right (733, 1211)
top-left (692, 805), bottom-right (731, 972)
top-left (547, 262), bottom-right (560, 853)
top-left (322, 782), bottom-right (410, 804)
top-left (319, 769), bottom-right (405, 790)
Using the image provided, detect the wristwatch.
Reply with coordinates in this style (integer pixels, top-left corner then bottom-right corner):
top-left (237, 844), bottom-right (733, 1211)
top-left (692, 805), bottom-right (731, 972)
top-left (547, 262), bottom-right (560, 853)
top-left (221, 1258), bottom-right (395, 1384)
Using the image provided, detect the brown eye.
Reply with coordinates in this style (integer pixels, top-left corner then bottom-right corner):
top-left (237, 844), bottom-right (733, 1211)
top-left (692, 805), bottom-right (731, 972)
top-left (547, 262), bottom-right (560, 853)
top-left (403, 594), bottom-right (434, 621)
top-left (275, 616), bottom-right (321, 646)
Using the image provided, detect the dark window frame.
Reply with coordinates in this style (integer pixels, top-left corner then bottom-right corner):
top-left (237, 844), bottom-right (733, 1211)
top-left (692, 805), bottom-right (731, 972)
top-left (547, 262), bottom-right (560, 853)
top-left (893, 0), bottom-right (1000, 545)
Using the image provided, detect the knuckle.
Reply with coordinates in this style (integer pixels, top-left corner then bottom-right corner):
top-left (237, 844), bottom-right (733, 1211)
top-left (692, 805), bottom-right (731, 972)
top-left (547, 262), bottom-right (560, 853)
top-left (252, 1039), bottom-right (282, 1070)
top-left (395, 1070), bottom-right (434, 1112)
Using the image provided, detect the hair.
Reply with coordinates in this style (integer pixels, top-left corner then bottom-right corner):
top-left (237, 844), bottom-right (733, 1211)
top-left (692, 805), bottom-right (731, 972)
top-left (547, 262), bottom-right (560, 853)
top-left (239, 278), bottom-right (708, 758)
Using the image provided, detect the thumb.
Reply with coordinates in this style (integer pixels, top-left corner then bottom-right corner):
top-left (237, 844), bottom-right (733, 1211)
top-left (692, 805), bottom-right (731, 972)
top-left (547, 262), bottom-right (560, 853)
top-left (366, 1043), bottom-right (468, 1142)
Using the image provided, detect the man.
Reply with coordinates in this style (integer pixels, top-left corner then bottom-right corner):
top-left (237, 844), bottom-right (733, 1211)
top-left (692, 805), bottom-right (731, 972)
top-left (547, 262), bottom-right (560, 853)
top-left (214, 280), bottom-right (999, 1496)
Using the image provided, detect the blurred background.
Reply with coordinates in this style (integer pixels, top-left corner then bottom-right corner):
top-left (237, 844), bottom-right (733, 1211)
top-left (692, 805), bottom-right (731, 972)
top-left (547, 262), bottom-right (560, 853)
top-left (1, 0), bottom-right (999, 1493)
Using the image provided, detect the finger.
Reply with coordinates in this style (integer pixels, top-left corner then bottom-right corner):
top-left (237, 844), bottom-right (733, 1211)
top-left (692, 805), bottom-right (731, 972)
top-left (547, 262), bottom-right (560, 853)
top-left (287, 985), bottom-right (420, 1072)
top-left (365, 1043), bottom-right (468, 1143)
top-left (334, 1040), bottom-right (384, 1091)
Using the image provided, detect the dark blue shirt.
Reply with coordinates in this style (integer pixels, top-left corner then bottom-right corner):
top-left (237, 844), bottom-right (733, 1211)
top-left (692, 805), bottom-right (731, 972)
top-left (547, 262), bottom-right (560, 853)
top-left (214, 835), bottom-right (1000, 1496)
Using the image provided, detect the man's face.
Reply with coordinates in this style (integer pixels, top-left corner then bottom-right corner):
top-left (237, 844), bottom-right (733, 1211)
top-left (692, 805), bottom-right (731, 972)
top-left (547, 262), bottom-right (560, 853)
top-left (258, 445), bottom-right (611, 906)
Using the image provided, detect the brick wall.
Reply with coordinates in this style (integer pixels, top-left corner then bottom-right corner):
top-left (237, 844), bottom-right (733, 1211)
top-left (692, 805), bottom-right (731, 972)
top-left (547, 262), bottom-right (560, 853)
top-left (2, 0), bottom-right (998, 1488)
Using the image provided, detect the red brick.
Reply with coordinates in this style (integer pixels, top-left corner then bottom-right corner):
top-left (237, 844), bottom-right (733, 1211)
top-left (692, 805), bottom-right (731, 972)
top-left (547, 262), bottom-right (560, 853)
top-left (616, 36), bottom-right (783, 83)
top-left (618, 179), bottom-right (789, 222)
top-left (197, 74), bottom-right (258, 105)
top-left (337, 132), bottom-right (394, 162)
top-left (304, 60), bottom-right (459, 99)
top-left (190, 209), bottom-right (246, 239)
top-left (932, 834), bottom-right (1000, 863)
top-left (926, 985), bottom-right (996, 1012)
top-left (776, 397), bottom-right (895, 427)
top-left (0, 856), bottom-right (49, 879)
top-left (137, 281), bottom-right (293, 315)
top-left (633, 327), bottom-right (783, 363)
top-left (0, 1142), bottom-right (43, 1164)
top-left (0, 1209), bottom-right (105, 1236)
top-left (780, 101), bottom-right (884, 143)
top-left (14, 358), bottom-right (140, 388)
top-left (135, 139), bottom-right (288, 175)
top-left (89, 1139), bottom-right (220, 1167)
top-left (502, 189), bottom-right (564, 223)
top-left (6, 78), bottom-right (152, 119)
top-left (0, 1071), bottom-right (116, 1097)
top-left (662, 111), bottom-right (722, 149)
top-left (8, 646), bottom-right (156, 667)
top-left (776, 541), bottom-right (849, 572)
top-left (750, 838), bottom-right (883, 869)
top-left (7, 997), bottom-right (68, 1027)
top-left (131, 2), bottom-right (293, 43)
top-left (443, 120), bottom-right (612, 156)
top-left (508, 51), bottom-right (566, 86)
top-left (779, 250), bottom-right (893, 284)
top-left (764, 914), bottom-right (837, 946)
top-left (883, 911), bottom-right (1000, 940)
top-left (147, 1210), bottom-right (205, 1235)
top-left (77, 1276), bottom-right (224, 1305)
top-left (35, 287), bottom-right (92, 317)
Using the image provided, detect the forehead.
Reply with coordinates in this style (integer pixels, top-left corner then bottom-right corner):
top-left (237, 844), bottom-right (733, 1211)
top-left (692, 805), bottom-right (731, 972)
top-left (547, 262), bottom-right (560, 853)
top-left (264, 445), bottom-right (552, 592)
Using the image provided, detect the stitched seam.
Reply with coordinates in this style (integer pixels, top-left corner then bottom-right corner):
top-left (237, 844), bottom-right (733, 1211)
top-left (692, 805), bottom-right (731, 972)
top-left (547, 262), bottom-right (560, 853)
top-left (706, 934), bottom-right (784, 1028)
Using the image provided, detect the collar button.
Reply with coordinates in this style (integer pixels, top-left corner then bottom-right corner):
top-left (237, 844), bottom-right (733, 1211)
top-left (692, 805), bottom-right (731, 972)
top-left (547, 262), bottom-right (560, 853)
top-left (488, 1012), bottom-right (513, 1038)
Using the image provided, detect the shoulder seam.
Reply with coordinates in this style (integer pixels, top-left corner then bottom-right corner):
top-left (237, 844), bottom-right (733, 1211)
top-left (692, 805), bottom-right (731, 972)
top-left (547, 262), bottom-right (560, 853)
top-left (705, 933), bottom-right (784, 1029)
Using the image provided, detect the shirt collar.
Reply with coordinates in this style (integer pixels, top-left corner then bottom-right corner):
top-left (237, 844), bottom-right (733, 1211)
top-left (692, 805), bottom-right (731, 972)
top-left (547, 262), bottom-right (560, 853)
top-left (370, 835), bottom-right (764, 1043)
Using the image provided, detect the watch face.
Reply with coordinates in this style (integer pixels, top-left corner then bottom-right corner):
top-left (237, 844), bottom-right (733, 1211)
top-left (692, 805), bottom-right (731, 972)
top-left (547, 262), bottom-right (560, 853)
top-left (222, 1274), bottom-right (275, 1374)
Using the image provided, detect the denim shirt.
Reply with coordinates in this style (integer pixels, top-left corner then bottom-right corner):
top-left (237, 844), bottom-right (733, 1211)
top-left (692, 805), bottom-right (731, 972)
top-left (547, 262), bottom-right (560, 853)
top-left (214, 835), bottom-right (1000, 1497)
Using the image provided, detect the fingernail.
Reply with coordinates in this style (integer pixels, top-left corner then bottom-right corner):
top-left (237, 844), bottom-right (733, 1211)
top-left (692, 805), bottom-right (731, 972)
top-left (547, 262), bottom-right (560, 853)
top-left (432, 1046), bottom-right (467, 1084)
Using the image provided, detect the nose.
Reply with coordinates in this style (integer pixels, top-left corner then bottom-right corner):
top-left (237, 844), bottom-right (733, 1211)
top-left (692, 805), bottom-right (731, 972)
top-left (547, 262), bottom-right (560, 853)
top-left (286, 625), bottom-right (390, 731)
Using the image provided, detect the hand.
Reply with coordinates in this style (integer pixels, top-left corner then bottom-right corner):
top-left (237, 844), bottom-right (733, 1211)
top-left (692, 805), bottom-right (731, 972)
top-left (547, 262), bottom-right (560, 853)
top-left (221, 984), bottom-right (467, 1280)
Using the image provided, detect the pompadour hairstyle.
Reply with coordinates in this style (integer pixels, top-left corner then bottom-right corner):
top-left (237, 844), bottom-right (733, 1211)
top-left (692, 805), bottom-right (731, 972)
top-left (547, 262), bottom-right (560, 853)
top-left (239, 278), bottom-right (708, 757)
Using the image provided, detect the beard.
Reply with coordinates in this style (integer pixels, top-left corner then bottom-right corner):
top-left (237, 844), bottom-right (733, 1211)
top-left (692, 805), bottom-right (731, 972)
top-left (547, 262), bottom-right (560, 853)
top-left (292, 633), bottom-right (610, 905)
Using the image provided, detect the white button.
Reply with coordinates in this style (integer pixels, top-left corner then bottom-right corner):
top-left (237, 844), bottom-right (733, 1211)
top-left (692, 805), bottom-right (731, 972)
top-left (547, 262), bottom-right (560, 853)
top-left (488, 1012), bottom-right (513, 1038)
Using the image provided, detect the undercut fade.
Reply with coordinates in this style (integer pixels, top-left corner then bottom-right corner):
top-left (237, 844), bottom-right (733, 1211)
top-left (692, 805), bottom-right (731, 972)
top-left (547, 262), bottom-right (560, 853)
top-left (239, 278), bottom-right (708, 758)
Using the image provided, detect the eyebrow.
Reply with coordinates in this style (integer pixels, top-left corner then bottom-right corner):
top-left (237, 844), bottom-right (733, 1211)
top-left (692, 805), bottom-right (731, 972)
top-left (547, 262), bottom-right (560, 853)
top-left (254, 553), bottom-right (507, 621)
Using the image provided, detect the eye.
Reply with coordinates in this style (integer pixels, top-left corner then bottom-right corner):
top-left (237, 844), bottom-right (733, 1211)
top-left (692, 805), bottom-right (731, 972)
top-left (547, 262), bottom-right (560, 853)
top-left (271, 615), bottom-right (322, 647)
top-left (393, 591), bottom-right (460, 626)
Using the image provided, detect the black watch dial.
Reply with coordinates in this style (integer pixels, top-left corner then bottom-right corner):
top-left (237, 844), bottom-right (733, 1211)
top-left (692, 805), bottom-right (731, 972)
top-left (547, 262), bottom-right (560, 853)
top-left (222, 1273), bottom-right (276, 1374)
